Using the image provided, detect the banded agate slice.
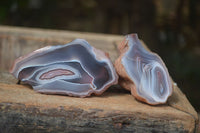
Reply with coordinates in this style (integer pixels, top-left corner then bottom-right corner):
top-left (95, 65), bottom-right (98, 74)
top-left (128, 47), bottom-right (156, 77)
top-left (10, 39), bottom-right (118, 97)
top-left (115, 34), bottom-right (172, 105)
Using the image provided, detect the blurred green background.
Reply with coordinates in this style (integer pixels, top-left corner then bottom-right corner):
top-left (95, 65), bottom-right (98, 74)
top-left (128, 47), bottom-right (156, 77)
top-left (0, 0), bottom-right (199, 111)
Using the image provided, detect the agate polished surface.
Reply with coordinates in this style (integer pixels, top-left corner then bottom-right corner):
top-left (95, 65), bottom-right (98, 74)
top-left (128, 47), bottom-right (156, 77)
top-left (10, 39), bottom-right (118, 97)
top-left (115, 34), bottom-right (172, 105)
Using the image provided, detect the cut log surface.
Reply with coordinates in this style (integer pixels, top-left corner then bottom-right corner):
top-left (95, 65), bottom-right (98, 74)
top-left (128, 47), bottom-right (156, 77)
top-left (0, 26), bottom-right (198, 133)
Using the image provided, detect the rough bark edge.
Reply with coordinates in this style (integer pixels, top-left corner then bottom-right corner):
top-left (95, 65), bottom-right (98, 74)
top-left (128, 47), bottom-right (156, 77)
top-left (0, 102), bottom-right (194, 133)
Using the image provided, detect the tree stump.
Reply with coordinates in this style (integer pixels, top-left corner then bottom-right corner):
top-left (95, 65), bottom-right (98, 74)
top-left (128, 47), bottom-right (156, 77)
top-left (0, 26), bottom-right (198, 133)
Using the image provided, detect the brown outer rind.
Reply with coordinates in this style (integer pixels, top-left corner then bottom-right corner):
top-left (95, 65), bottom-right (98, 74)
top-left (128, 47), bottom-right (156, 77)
top-left (114, 37), bottom-right (170, 105)
top-left (114, 41), bottom-right (149, 104)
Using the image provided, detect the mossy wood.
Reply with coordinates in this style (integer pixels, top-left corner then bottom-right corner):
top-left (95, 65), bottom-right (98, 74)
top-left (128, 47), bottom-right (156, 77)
top-left (0, 26), bottom-right (198, 133)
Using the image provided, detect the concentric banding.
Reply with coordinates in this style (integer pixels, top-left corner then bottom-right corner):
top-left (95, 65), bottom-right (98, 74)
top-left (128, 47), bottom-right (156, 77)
top-left (121, 34), bottom-right (172, 104)
top-left (10, 39), bottom-right (118, 97)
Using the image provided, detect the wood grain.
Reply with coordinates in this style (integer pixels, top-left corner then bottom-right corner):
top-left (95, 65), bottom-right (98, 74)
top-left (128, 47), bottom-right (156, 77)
top-left (0, 26), bottom-right (198, 133)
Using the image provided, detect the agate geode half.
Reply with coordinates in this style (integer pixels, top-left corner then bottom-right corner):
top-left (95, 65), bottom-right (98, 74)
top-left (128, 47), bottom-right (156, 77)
top-left (10, 39), bottom-right (118, 97)
top-left (115, 34), bottom-right (172, 105)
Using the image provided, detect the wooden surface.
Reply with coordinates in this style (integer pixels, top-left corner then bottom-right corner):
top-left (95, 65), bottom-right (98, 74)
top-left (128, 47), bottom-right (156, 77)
top-left (0, 25), bottom-right (122, 71)
top-left (0, 25), bottom-right (199, 133)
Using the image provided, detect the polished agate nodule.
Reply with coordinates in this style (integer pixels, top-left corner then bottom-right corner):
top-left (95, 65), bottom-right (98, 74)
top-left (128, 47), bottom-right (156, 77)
top-left (115, 34), bottom-right (172, 105)
top-left (10, 39), bottom-right (118, 97)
